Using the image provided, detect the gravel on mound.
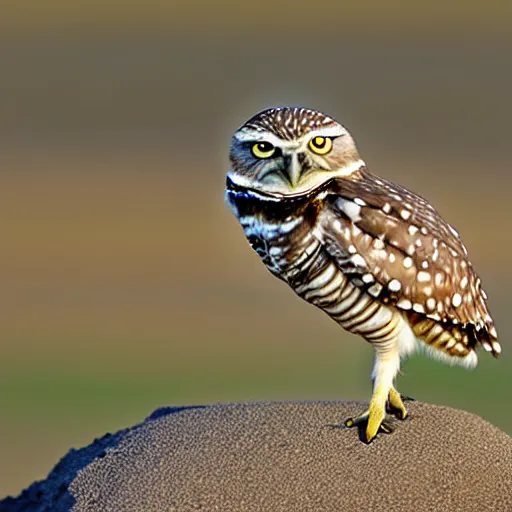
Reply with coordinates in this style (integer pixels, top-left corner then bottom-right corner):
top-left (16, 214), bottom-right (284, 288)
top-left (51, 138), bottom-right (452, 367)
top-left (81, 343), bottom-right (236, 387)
top-left (1, 401), bottom-right (511, 512)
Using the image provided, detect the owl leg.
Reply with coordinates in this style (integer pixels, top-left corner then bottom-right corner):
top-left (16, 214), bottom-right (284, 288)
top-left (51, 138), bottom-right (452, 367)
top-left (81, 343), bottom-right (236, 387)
top-left (366, 345), bottom-right (401, 442)
top-left (345, 339), bottom-right (401, 443)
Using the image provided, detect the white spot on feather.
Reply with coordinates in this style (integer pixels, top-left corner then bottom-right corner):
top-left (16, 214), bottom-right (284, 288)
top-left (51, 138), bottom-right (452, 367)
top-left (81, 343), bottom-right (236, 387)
top-left (388, 279), bottom-right (402, 292)
top-left (337, 199), bottom-right (361, 222)
top-left (445, 339), bottom-right (456, 350)
top-left (397, 298), bottom-right (412, 310)
top-left (417, 271), bottom-right (431, 283)
top-left (351, 254), bottom-right (366, 267)
top-left (452, 293), bottom-right (462, 308)
top-left (426, 297), bottom-right (437, 310)
top-left (373, 239), bottom-right (385, 250)
top-left (448, 224), bottom-right (459, 237)
top-left (413, 303), bottom-right (425, 313)
top-left (362, 273), bottom-right (374, 284)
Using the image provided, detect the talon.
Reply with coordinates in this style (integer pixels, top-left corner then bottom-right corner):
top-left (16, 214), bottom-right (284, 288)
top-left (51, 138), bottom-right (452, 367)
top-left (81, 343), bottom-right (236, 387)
top-left (387, 387), bottom-right (409, 420)
top-left (344, 410), bottom-right (370, 429)
top-left (344, 404), bottom-right (394, 443)
top-left (379, 421), bottom-right (394, 434)
top-left (365, 402), bottom-right (386, 442)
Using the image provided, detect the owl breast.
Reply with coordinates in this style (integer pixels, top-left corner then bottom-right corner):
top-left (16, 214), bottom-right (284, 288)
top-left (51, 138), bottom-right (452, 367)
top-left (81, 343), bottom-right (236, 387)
top-left (241, 213), bottom-right (402, 342)
top-left (226, 185), bottom-right (400, 343)
top-left (238, 213), bottom-right (319, 278)
top-left (225, 182), bottom-right (323, 280)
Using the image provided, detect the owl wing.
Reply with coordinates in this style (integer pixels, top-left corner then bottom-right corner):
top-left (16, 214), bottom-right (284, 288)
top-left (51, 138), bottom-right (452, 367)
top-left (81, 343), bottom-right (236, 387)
top-left (314, 172), bottom-right (499, 352)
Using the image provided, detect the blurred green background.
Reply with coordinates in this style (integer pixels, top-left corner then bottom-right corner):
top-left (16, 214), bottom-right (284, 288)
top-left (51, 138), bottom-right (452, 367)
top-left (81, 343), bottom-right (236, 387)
top-left (1, 0), bottom-right (511, 498)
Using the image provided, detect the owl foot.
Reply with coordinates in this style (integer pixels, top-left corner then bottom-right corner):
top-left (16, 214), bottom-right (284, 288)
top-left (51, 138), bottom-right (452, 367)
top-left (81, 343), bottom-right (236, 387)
top-left (344, 405), bottom-right (395, 443)
top-left (387, 387), bottom-right (410, 420)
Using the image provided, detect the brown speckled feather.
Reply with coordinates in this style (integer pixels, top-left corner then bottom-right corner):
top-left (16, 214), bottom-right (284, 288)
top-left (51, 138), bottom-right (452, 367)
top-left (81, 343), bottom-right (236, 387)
top-left (315, 169), bottom-right (498, 355)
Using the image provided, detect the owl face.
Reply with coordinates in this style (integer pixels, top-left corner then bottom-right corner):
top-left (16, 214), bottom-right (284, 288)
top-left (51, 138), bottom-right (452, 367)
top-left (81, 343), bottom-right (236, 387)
top-left (228, 107), bottom-right (364, 197)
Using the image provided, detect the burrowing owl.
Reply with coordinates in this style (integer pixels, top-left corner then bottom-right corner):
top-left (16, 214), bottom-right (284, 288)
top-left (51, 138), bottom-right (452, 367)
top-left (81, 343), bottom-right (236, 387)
top-left (225, 106), bottom-right (500, 442)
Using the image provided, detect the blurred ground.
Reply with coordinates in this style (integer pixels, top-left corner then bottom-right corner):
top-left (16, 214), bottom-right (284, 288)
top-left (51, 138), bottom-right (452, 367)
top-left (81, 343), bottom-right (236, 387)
top-left (1, 1), bottom-right (511, 498)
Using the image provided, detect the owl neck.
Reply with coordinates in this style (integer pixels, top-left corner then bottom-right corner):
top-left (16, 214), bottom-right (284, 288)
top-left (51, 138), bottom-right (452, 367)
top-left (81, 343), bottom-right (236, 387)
top-left (225, 176), bottom-right (331, 220)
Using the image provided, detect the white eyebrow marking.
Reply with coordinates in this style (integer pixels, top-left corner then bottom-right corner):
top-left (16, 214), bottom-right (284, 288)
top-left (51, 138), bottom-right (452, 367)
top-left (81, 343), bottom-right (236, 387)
top-left (233, 125), bottom-right (346, 147)
top-left (233, 130), bottom-right (293, 146)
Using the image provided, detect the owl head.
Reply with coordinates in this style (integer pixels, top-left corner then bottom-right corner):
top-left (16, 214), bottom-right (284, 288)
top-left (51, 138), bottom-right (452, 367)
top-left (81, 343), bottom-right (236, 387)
top-left (228, 107), bottom-right (365, 197)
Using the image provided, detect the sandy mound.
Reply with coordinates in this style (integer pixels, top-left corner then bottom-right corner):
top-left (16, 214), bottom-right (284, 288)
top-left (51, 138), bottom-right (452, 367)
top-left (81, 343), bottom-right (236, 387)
top-left (2, 401), bottom-right (511, 511)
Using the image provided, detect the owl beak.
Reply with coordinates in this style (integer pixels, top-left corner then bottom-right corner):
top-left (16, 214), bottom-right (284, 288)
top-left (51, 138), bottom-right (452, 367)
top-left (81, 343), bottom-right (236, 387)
top-left (286, 153), bottom-right (302, 188)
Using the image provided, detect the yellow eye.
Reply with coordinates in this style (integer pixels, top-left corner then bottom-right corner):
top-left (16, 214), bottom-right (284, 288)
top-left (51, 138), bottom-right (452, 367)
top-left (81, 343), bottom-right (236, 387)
top-left (309, 136), bottom-right (333, 155)
top-left (251, 141), bottom-right (276, 159)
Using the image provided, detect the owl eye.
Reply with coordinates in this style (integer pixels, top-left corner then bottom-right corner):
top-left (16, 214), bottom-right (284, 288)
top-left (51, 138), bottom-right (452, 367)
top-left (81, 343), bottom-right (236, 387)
top-left (309, 136), bottom-right (333, 155)
top-left (251, 141), bottom-right (276, 159)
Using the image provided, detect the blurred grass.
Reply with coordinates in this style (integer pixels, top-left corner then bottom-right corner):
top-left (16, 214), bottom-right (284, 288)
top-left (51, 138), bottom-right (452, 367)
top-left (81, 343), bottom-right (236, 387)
top-left (1, 352), bottom-right (509, 427)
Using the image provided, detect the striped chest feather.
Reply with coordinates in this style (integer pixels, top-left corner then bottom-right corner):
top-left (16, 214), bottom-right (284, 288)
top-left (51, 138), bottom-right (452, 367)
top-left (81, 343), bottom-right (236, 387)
top-left (225, 182), bottom-right (324, 279)
top-left (226, 184), bottom-right (401, 347)
top-left (238, 214), bottom-right (321, 277)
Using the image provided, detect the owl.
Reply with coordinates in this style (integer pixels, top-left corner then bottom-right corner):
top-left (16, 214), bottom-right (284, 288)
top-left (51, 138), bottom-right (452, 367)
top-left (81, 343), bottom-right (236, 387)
top-left (225, 106), bottom-right (500, 443)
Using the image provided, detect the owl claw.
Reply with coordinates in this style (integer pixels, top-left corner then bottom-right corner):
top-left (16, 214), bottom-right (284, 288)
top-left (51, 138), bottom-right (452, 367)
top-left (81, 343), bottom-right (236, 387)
top-left (344, 407), bottom-right (395, 443)
top-left (387, 387), bottom-right (410, 420)
top-left (345, 385), bottom-right (411, 442)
